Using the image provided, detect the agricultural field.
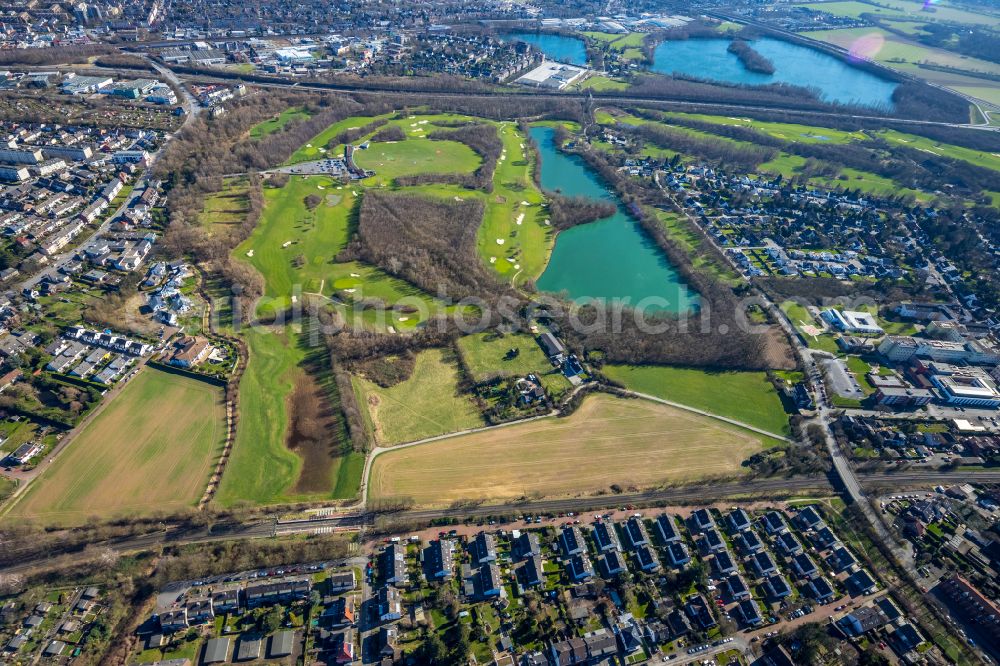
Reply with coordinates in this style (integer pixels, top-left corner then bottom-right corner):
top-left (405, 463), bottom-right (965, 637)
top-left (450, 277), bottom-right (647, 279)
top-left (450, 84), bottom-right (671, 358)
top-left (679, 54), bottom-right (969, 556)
top-left (369, 393), bottom-right (778, 506)
top-left (7, 369), bottom-right (225, 526)
top-left (794, 0), bottom-right (1000, 27)
top-left (601, 364), bottom-right (791, 435)
top-left (215, 329), bottom-right (362, 506)
top-left (250, 106), bottom-right (314, 140)
top-left (353, 348), bottom-right (484, 446)
top-left (804, 26), bottom-right (1000, 105)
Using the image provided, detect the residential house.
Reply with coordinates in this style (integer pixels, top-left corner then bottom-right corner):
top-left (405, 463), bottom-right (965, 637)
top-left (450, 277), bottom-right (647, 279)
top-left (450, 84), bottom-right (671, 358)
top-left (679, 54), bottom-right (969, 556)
top-left (727, 573), bottom-right (751, 601)
top-left (592, 521), bottom-right (621, 553)
top-left (655, 514), bottom-right (681, 543)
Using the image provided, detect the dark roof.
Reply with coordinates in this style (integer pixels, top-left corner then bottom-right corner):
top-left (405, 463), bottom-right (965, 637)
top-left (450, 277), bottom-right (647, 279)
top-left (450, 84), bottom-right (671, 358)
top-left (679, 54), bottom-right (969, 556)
top-left (203, 637), bottom-right (230, 664)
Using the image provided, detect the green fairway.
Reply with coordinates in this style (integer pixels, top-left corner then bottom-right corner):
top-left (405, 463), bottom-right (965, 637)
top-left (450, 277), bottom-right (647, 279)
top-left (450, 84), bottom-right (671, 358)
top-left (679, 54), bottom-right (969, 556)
top-left (353, 348), bottom-right (484, 445)
top-left (215, 328), bottom-right (362, 506)
top-left (250, 107), bottom-right (313, 140)
top-left (662, 112), bottom-right (868, 145)
top-left (235, 175), bottom-right (352, 306)
top-left (233, 174), bottom-right (459, 328)
top-left (602, 364), bottom-right (791, 435)
top-left (284, 113), bottom-right (394, 164)
top-left (477, 123), bottom-right (552, 284)
top-left (354, 137), bottom-right (481, 184)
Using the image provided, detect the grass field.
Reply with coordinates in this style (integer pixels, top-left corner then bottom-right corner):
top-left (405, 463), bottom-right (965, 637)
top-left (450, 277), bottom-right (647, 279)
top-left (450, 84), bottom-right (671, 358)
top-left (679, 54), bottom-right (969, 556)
top-left (215, 328), bottom-right (362, 506)
top-left (602, 364), bottom-right (791, 435)
top-left (456, 332), bottom-right (571, 394)
top-left (8, 368), bottom-right (225, 525)
top-left (354, 138), bottom-right (481, 185)
top-left (199, 177), bottom-right (250, 232)
top-left (353, 348), bottom-right (484, 446)
top-left (781, 300), bottom-right (842, 354)
top-left (250, 107), bottom-right (313, 140)
top-left (576, 75), bottom-right (630, 91)
top-left (369, 393), bottom-right (778, 506)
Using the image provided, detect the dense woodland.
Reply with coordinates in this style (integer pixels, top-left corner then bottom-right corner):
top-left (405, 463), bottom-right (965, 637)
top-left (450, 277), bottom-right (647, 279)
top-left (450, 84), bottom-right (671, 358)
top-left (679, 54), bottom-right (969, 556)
top-left (727, 39), bottom-right (775, 75)
top-left (338, 191), bottom-right (510, 304)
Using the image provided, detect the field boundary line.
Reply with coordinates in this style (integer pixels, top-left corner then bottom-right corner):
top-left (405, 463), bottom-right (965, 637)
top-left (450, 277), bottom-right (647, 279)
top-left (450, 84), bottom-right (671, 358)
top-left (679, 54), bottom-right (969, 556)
top-left (621, 390), bottom-right (793, 443)
top-left (357, 411), bottom-right (559, 506)
top-left (357, 387), bottom-right (792, 508)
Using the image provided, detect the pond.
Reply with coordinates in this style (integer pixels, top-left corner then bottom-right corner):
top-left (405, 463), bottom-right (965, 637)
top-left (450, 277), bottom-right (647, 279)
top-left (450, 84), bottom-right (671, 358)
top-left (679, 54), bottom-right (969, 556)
top-left (532, 126), bottom-right (698, 314)
top-left (506, 32), bottom-right (588, 67)
top-left (651, 36), bottom-right (897, 108)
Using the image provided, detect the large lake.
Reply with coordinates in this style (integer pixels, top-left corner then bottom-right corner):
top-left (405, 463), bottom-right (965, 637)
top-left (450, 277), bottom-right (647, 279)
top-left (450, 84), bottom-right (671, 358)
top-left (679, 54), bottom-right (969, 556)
top-left (652, 37), bottom-right (897, 108)
top-left (506, 32), bottom-right (588, 67)
top-left (532, 126), bottom-right (698, 314)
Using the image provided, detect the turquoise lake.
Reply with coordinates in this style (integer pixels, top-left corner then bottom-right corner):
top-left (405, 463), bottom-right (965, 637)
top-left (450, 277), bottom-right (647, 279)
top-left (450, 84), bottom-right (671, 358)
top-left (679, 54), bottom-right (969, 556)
top-left (652, 37), bottom-right (897, 108)
top-left (532, 126), bottom-right (698, 314)
top-left (506, 32), bottom-right (588, 67)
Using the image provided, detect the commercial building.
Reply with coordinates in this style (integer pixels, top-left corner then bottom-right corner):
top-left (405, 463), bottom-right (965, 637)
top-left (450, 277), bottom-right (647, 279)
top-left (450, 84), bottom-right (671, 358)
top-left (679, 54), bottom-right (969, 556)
top-left (879, 335), bottom-right (1000, 365)
top-left (930, 371), bottom-right (1000, 408)
top-left (516, 61), bottom-right (587, 90)
top-left (821, 309), bottom-right (884, 335)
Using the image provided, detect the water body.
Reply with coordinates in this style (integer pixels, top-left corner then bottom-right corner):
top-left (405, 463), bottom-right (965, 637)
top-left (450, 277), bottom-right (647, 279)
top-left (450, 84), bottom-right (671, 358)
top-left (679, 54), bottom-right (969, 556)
top-left (652, 36), bottom-right (897, 108)
top-left (506, 32), bottom-right (588, 67)
top-left (533, 126), bottom-right (698, 314)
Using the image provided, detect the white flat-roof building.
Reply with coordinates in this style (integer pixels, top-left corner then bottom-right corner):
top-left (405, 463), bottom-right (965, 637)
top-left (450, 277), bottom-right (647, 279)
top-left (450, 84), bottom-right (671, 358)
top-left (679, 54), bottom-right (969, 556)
top-left (516, 61), bottom-right (587, 90)
top-left (930, 371), bottom-right (1000, 409)
top-left (821, 309), bottom-right (884, 335)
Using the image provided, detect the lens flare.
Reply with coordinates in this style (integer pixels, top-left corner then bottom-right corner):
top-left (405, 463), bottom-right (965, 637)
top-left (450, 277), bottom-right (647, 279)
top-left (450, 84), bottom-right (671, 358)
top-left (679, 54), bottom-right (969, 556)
top-left (848, 32), bottom-right (885, 61)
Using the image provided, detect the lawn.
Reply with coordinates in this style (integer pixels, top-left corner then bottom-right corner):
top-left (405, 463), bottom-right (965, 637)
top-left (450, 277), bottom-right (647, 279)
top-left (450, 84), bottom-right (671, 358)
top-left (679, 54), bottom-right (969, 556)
top-left (653, 209), bottom-right (740, 285)
top-left (8, 368), bottom-right (225, 525)
top-left (369, 393), bottom-right (778, 506)
top-left (456, 331), bottom-right (571, 394)
top-left (781, 300), bottom-right (842, 354)
top-left (353, 347), bottom-right (484, 446)
top-left (250, 107), bottom-right (313, 140)
top-left (215, 328), bottom-right (362, 506)
top-left (602, 364), bottom-right (791, 436)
